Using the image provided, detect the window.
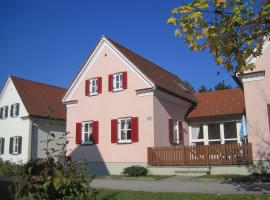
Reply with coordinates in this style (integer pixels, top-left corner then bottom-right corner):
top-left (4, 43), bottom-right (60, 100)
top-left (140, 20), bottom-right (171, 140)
top-left (113, 73), bottom-right (123, 91)
top-left (90, 78), bottom-right (98, 95)
top-left (191, 125), bottom-right (204, 145)
top-left (0, 106), bottom-right (8, 119)
top-left (224, 122), bottom-right (238, 143)
top-left (82, 121), bottom-right (93, 144)
top-left (10, 136), bottom-right (22, 155)
top-left (0, 137), bottom-right (5, 155)
top-left (172, 121), bottom-right (180, 144)
top-left (208, 123), bottom-right (221, 144)
top-left (10, 103), bottom-right (20, 117)
top-left (118, 118), bottom-right (131, 143)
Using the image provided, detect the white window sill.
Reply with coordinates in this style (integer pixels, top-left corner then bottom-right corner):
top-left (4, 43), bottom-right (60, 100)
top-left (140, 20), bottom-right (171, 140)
top-left (81, 142), bottom-right (93, 145)
top-left (117, 140), bottom-right (132, 144)
top-left (113, 88), bottom-right (123, 92)
top-left (90, 93), bottom-right (98, 96)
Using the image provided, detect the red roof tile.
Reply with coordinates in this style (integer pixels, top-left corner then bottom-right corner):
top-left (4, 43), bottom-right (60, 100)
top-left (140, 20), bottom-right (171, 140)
top-left (188, 88), bottom-right (245, 118)
top-left (107, 37), bottom-right (197, 104)
top-left (11, 76), bottom-right (66, 120)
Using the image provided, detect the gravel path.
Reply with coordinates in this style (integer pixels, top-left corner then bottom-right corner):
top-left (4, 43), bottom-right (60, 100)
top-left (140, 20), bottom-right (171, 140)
top-left (92, 176), bottom-right (270, 194)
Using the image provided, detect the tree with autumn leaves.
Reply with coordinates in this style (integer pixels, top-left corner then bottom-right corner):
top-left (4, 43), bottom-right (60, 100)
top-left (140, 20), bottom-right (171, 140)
top-left (167, 0), bottom-right (270, 74)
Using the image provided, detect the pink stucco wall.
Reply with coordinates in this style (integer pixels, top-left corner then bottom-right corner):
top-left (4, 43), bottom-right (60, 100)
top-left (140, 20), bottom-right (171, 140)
top-left (66, 44), bottom-right (155, 163)
top-left (153, 95), bottom-right (190, 146)
top-left (243, 43), bottom-right (270, 161)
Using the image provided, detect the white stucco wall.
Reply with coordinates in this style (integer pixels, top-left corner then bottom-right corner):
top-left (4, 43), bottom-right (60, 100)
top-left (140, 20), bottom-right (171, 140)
top-left (0, 78), bottom-right (31, 163)
top-left (31, 118), bottom-right (66, 160)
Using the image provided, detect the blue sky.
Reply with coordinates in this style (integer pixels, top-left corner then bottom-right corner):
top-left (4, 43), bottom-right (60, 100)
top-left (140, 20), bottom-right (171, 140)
top-left (0, 0), bottom-right (237, 91)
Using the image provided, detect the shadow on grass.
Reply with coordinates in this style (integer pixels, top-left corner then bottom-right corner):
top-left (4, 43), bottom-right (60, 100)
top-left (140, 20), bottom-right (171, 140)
top-left (221, 174), bottom-right (270, 194)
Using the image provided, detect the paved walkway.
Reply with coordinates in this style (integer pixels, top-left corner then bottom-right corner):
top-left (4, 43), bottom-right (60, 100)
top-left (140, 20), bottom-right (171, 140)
top-left (92, 176), bottom-right (270, 194)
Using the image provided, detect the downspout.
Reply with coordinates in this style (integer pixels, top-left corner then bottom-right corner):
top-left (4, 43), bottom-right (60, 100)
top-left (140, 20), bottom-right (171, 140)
top-left (28, 119), bottom-right (33, 161)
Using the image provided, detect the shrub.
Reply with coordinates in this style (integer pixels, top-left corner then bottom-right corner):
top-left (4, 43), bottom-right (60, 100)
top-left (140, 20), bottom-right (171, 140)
top-left (0, 160), bottom-right (22, 176)
top-left (10, 132), bottom-right (95, 200)
top-left (122, 166), bottom-right (148, 177)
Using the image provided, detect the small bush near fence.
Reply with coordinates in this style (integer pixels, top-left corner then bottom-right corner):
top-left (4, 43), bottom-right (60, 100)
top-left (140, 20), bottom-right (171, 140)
top-left (122, 166), bottom-right (149, 177)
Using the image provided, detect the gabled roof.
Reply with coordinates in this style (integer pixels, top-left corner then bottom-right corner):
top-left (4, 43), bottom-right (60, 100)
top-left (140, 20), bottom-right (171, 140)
top-left (107, 37), bottom-right (197, 104)
top-left (62, 36), bottom-right (196, 104)
top-left (11, 76), bottom-right (67, 120)
top-left (188, 88), bottom-right (245, 119)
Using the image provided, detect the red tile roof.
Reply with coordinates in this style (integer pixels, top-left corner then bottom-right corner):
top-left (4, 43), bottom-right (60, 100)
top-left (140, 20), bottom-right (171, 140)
top-left (107, 37), bottom-right (197, 104)
top-left (11, 76), bottom-right (66, 120)
top-left (188, 88), bottom-right (245, 118)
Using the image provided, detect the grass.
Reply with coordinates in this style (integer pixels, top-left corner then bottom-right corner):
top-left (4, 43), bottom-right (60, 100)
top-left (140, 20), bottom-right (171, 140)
top-left (94, 175), bottom-right (173, 181)
top-left (199, 174), bottom-right (270, 183)
top-left (94, 189), bottom-right (270, 200)
top-left (1, 181), bottom-right (269, 200)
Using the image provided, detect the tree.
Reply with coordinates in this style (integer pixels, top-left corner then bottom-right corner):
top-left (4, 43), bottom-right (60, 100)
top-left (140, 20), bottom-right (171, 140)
top-left (214, 80), bottom-right (232, 90)
top-left (197, 85), bottom-right (212, 93)
top-left (184, 80), bottom-right (196, 93)
top-left (167, 0), bottom-right (270, 74)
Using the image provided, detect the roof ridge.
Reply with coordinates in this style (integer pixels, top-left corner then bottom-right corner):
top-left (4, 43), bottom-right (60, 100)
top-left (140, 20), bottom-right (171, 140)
top-left (106, 37), bottom-right (179, 79)
top-left (194, 88), bottom-right (241, 95)
top-left (10, 75), bottom-right (67, 91)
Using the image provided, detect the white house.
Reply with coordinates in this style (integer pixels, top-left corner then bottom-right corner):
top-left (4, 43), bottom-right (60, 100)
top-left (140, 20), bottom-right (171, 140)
top-left (0, 76), bottom-right (66, 163)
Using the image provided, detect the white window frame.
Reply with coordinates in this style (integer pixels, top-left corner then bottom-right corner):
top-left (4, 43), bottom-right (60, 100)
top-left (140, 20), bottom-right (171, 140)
top-left (11, 103), bottom-right (19, 117)
top-left (82, 121), bottom-right (93, 144)
top-left (207, 123), bottom-right (222, 144)
top-left (90, 78), bottom-right (98, 96)
top-left (190, 125), bottom-right (205, 145)
top-left (223, 122), bottom-right (239, 144)
top-left (172, 120), bottom-right (180, 144)
top-left (1, 106), bottom-right (8, 119)
top-left (12, 136), bottom-right (20, 155)
top-left (113, 72), bottom-right (123, 92)
top-left (0, 137), bottom-right (4, 155)
top-left (118, 117), bottom-right (131, 144)
top-left (189, 122), bottom-right (241, 145)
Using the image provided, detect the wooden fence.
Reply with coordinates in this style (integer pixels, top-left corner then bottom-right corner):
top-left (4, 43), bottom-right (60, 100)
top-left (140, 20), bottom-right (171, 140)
top-left (147, 143), bottom-right (253, 166)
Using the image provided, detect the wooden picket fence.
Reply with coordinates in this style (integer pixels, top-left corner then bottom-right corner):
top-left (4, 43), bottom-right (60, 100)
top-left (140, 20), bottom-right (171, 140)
top-left (147, 143), bottom-right (253, 166)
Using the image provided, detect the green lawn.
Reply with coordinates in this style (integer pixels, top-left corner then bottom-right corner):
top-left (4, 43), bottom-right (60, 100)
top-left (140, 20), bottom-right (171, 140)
top-left (1, 181), bottom-right (270, 200)
top-left (199, 174), bottom-right (270, 183)
top-left (94, 175), bottom-right (173, 181)
top-left (94, 189), bottom-right (270, 200)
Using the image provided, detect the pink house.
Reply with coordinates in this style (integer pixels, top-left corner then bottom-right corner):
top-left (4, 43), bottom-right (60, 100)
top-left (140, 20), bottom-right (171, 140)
top-left (62, 36), bottom-right (197, 174)
top-left (237, 36), bottom-right (270, 163)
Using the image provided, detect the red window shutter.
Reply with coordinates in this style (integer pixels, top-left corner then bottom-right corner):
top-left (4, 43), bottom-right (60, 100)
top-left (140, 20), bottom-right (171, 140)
top-left (111, 119), bottom-right (118, 143)
top-left (131, 117), bottom-right (139, 142)
top-left (122, 71), bottom-right (127, 89)
top-left (178, 121), bottom-right (183, 145)
top-left (92, 121), bottom-right (99, 144)
top-left (85, 79), bottom-right (90, 96)
top-left (76, 122), bottom-right (82, 144)
top-left (108, 74), bottom-right (113, 92)
top-left (168, 119), bottom-right (173, 144)
top-left (98, 77), bottom-right (102, 94)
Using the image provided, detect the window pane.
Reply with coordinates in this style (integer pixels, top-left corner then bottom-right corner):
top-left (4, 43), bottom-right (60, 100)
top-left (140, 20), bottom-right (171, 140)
top-left (84, 133), bottom-right (89, 142)
top-left (209, 141), bottom-right (221, 145)
top-left (126, 119), bottom-right (131, 129)
top-left (191, 125), bottom-right (203, 139)
top-left (121, 120), bottom-right (125, 129)
top-left (208, 124), bottom-right (220, 139)
top-left (224, 122), bottom-right (237, 139)
top-left (225, 140), bottom-right (237, 144)
top-left (121, 131), bottom-right (126, 140)
top-left (126, 130), bottom-right (131, 140)
top-left (192, 142), bottom-right (204, 146)
top-left (84, 123), bottom-right (89, 132)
